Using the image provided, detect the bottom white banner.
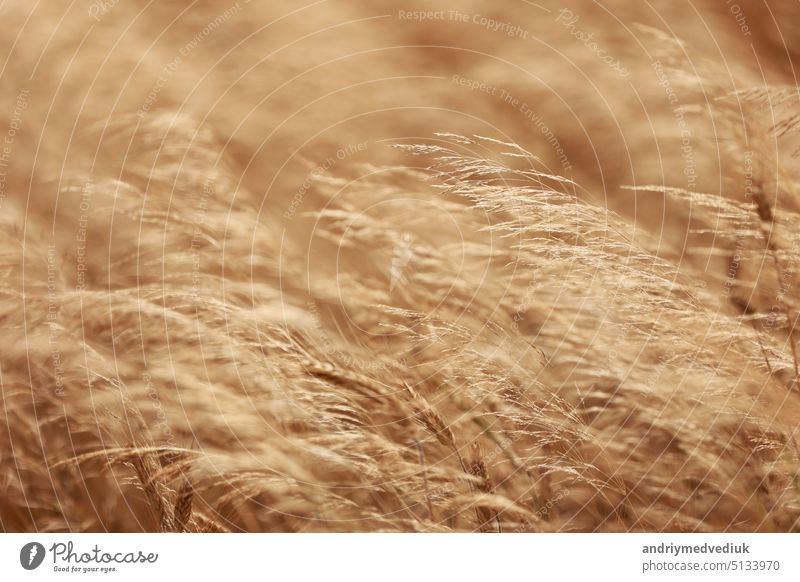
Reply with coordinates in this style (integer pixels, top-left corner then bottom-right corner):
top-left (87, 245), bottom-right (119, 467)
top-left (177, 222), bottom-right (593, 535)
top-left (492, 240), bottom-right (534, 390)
top-left (1, 534), bottom-right (797, 581)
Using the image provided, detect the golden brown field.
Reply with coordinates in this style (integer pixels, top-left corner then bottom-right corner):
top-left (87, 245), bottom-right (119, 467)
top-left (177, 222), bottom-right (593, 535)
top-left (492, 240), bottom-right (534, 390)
top-left (1, 0), bottom-right (800, 532)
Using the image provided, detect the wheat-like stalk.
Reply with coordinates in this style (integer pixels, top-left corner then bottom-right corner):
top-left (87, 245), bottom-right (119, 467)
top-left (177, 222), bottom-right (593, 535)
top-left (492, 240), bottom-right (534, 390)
top-left (2, 1), bottom-right (800, 534)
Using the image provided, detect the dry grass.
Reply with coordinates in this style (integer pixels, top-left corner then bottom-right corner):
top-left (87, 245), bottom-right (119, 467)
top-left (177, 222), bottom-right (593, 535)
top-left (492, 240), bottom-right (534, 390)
top-left (1, 0), bottom-right (800, 532)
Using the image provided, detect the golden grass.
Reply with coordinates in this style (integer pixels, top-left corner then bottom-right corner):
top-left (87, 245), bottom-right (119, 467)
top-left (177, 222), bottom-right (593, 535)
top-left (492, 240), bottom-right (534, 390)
top-left (1, 0), bottom-right (799, 532)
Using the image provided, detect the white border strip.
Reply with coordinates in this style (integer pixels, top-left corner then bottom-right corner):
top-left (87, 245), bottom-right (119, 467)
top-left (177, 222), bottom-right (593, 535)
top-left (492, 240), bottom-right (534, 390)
top-left (1, 533), bottom-right (798, 581)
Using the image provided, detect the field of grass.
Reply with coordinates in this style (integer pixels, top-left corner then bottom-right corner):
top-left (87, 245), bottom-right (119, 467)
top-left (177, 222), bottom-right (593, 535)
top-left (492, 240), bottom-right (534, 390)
top-left (1, 0), bottom-right (799, 532)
